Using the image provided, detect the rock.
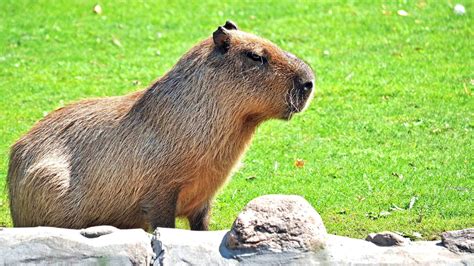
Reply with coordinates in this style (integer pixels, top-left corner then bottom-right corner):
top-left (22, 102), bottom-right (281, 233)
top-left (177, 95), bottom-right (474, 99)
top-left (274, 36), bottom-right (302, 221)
top-left (225, 194), bottom-right (327, 252)
top-left (80, 225), bottom-right (119, 238)
top-left (151, 227), bottom-right (325, 266)
top-left (325, 234), bottom-right (473, 265)
top-left (1, 221), bottom-right (473, 265)
top-left (366, 231), bottom-right (410, 246)
top-left (1, 195), bottom-right (474, 265)
top-left (442, 228), bottom-right (474, 253)
top-left (0, 226), bottom-right (153, 265)
top-left (150, 228), bottom-right (474, 265)
top-left (152, 228), bottom-right (238, 266)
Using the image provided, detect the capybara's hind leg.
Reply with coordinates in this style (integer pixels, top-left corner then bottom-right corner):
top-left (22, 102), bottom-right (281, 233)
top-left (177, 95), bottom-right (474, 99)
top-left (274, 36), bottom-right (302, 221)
top-left (11, 156), bottom-right (74, 227)
top-left (188, 201), bottom-right (210, 231)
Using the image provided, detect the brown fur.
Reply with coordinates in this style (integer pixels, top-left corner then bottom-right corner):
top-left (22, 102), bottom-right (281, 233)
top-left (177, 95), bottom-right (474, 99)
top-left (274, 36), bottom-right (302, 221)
top-left (7, 21), bottom-right (315, 231)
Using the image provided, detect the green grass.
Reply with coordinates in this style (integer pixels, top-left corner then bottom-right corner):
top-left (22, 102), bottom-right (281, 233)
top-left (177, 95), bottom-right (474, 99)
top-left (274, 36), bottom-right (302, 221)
top-left (0, 0), bottom-right (472, 240)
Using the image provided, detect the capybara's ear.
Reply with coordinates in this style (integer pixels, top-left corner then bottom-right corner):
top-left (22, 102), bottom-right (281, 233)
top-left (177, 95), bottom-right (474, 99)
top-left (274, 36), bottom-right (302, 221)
top-left (223, 20), bottom-right (238, 31)
top-left (213, 26), bottom-right (231, 53)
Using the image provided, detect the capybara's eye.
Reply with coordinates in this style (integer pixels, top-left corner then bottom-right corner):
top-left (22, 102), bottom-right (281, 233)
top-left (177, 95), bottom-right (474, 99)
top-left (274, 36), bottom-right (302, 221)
top-left (246, 52), bottom-right (267, 64)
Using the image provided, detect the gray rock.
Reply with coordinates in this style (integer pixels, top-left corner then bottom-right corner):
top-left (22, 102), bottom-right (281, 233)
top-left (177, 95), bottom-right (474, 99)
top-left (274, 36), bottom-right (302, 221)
top-left (152, 228), bottom-right (237, 266)
top-left (151, 228), bottom-right (329, 265)
top-left (225, 194), bottom-right (327, 252)
top-left (80, 225), bottom-right (119, 238)
top-left (442, 228), bottom-right (474, 253)
top-left (0, 226), bottom-right (153, 265)
top-left (1, 195), bottom-right (473, 265)
top-left (325, 234), bottom-right (473, 265)
top-left (150, 228), bottom-right (474, 265)
top-left (366, 231), bottom-right (410, 246)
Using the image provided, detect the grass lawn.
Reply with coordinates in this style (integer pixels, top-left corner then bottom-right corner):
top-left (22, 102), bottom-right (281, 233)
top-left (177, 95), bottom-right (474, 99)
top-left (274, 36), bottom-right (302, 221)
top-left (0, 0), bottom-right (472, 239)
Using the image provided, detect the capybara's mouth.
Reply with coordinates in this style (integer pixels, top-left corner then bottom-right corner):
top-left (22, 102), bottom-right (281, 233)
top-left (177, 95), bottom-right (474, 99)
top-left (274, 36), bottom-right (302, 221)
top-left (284, 84), bottom-right (314, 119)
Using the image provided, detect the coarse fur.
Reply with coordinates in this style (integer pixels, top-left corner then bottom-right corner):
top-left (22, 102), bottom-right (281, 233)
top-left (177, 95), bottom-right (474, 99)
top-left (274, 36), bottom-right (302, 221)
top-left (7, 21), bottom-right (315, 231)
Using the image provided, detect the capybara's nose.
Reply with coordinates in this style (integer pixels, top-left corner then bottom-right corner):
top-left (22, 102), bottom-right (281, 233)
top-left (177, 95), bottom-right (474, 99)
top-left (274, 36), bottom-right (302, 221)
top-left (296, 62), bottom-right (315, 93)
top-left (302, 80), bottom-right (313, 92)
top-left (295, 77), bottom-right (314, 94)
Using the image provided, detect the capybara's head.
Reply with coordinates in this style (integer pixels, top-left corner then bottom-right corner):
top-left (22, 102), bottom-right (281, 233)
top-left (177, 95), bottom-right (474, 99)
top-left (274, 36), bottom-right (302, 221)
top-left (175, 21), bottom-right (315, 121)
top-left (214, 20), bottom-right (315, 120)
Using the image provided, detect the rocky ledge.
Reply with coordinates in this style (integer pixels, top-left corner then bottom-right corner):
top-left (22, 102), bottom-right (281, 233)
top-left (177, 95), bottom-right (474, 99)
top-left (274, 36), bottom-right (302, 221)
top-left (1, 195), bottom-right (473, 265)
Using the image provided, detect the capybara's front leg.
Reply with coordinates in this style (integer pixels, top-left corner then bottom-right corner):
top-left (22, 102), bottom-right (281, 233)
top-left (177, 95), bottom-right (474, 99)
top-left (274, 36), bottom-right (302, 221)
top-left (144, 190), bottom-right (179, 230)
top-left (188, 201), bottom-right (210, 231)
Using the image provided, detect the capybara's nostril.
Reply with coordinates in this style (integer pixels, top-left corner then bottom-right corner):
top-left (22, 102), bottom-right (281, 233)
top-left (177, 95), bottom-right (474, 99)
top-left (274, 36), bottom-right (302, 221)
top-left (303, 81), bottom-right (313, 91)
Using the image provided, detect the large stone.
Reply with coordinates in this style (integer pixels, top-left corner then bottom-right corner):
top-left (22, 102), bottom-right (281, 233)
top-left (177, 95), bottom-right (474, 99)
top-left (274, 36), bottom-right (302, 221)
top-left (324, 234), bottom-right (473, 265)
top-left (152, 228), bottom-right (237, 266)
top-left (152, 227), bottom-right (329, 265)
top-left (2, 195), bottom-right (474, 265)
top-left (225, 194), bottom-right (327, 252)
top-left (150, 228), bottom-right (474, 265)
top-left (442, 228), bottom-right (474, 253)
top-left (0, 226), bottom-right (153, 265)
top-left (366, 231), bottom-right (410, 246)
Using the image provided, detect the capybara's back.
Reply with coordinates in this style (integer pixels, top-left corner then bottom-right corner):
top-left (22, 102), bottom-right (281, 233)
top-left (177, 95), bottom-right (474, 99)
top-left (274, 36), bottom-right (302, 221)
top-left (8, 21), bottom-right (315, 230)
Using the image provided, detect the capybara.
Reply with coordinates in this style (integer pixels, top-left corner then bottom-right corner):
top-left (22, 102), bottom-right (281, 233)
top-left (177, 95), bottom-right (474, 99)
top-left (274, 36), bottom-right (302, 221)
top-left (8, 21), bottom-right (315, 231)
